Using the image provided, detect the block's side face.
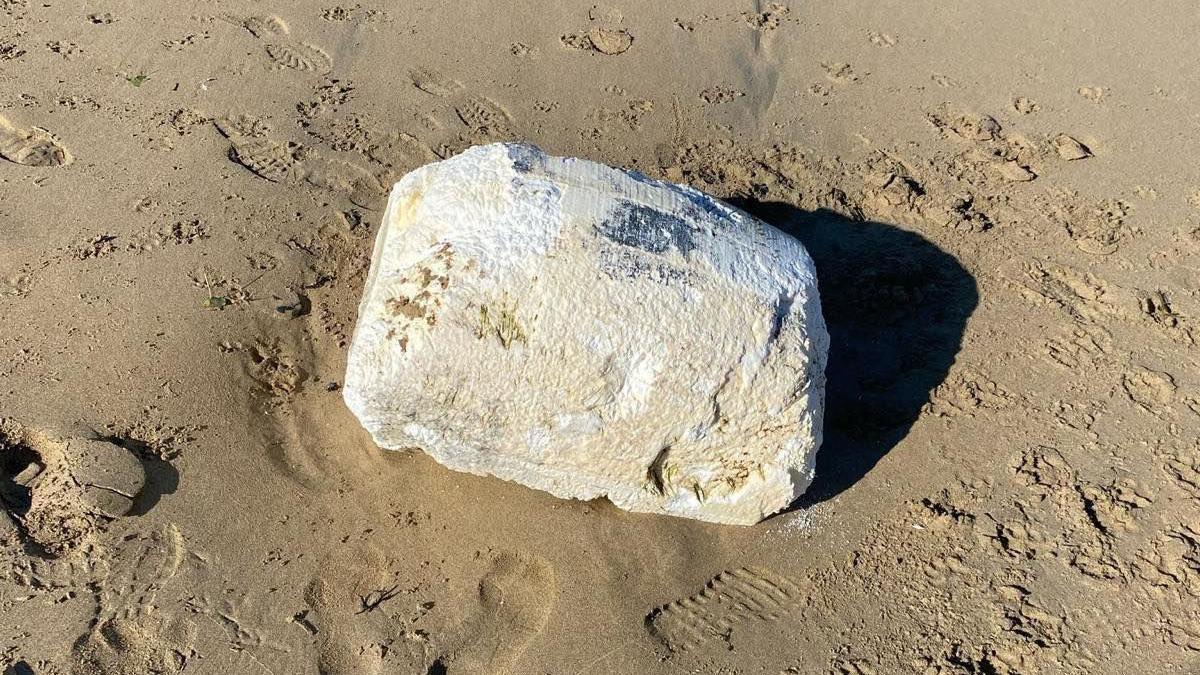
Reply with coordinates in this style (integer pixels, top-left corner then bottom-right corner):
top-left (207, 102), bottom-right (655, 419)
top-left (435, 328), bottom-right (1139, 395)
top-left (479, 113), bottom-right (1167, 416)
top-left (782, 286), bottom-right (829, 497)
top-left (343, 172), bottom-right (430, 446)
top-left (343, 147), bottom-right (509, 446)
top-left (600, 278), bottom-right (826, 525)
top-left (344, 145), bottom-right (570, 458)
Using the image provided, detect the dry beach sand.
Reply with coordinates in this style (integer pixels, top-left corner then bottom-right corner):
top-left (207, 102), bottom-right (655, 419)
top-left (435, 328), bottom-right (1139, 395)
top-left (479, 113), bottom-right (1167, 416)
top-left (2, 0), bottom-right (1199, 673)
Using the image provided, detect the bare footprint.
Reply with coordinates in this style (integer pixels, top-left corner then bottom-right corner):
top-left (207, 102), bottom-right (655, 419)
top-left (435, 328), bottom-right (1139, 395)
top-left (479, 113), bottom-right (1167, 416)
top-left (303, 544), bottom-right (431, 675)
top-left (440, 552), bottom-right (556, 674)
top-left (0, 114), bottom-right (71, 166)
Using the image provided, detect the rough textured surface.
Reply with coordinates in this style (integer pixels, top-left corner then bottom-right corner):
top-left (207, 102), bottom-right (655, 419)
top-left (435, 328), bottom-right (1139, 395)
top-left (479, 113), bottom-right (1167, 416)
top-left (344, 143), bottom-right (828, 525)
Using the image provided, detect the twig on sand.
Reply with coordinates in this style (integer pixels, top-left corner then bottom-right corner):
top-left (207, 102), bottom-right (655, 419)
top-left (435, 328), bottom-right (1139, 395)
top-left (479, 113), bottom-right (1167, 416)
top-left (357, 585), bottom-right (402, 614)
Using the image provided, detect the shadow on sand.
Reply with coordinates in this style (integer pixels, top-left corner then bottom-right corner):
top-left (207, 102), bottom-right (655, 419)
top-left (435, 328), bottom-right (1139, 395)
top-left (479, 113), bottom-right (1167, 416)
top-left (732, 201), bottom-right (979, 507)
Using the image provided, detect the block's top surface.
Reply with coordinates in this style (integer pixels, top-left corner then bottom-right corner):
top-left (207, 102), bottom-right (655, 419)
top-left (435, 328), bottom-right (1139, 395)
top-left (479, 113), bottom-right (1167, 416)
top-left (344, 143), bottom-right (827, 525)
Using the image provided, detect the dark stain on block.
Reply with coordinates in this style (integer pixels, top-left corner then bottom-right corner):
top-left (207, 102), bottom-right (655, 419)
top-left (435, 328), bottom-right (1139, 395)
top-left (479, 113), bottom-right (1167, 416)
top-left (596, 200), bottom-right (697, 255)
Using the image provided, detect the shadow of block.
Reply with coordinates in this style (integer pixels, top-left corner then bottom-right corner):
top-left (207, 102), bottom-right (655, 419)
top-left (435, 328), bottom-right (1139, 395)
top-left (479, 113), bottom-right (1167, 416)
top-left (733, 202), bottom-right (979, 506)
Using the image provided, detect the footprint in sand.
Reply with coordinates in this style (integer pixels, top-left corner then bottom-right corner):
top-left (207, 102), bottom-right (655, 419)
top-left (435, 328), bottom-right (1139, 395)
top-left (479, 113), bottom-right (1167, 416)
top-left (71, 524), bottom-right (192, 675)
top-left (71, 523), bottom-right (191, 673)
top-left (406, 66), bottom-right (517, 143)
top-left (410, 67), bottom-right (463, 98)
top-left (304, 156), bottom-right (387, 206)
top-left (646, 567), bottom-right (805, 653)
top-left (1, 419), bottom-right (168, 559)
top-left (2, 423), bottom-right (99, 555)
top-left (243, 14), bottom-right (333, 74)
top-left (867, 30), bottom-right (897, 47)
top-left (560, 5), bottom-right (634, 55)
top-left (560, 24), bottom-right (633, 55)
top-left (304, 542), bottom-right (556, 667)
top-left (821, 61), bottom-right (861, 84)
top-left (439, 552), bottom-right (557, 674)
top-left (96, 523), bottom-right (186, 617)
top-left (266, 42), bottom-right (333, 73)
top-left (244, 14), bottom-right (289, 38)
top-left (365, 129), bottom-right (438, 171)
top-left (455, 96), bottom-right (515, 139)
top-left (303, 544), bottom-right (432, 674)
top-left (225, 134), bottom-right (304, 183)
top-left (0, 273), bottom-right (30, 297)
top-left (72, 611), bottom-right (196, 675)
top-left (1078, 86), bottom-right (1107, 103)
top-left (0, 114), bottom-right (71, 166)
top-left (743, 2), bottom-right (791, 31)
top-left (215, 115), bottom-right (386, 207)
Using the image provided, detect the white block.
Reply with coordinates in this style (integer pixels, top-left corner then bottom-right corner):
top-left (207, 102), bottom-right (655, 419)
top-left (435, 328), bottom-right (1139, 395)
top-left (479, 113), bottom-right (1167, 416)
top-left (344, 143), bottom-right (828, 524)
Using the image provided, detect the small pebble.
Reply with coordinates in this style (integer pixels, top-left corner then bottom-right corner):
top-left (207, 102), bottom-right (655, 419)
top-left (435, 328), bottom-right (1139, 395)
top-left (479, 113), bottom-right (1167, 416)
top-left (996, 161), bottom-right (1036, 182)
top-left (1054, 134), bottom-right (1092, 160)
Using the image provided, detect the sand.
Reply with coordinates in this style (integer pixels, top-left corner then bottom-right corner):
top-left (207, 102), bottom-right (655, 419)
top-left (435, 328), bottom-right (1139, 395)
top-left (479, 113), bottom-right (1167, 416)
top-left (1, 1), bottom-right (1198, 673)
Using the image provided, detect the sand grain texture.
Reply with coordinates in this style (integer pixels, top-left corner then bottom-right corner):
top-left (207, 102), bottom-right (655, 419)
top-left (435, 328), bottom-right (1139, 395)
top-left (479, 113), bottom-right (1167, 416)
top-left (1, 1), bottom-right (1198, 673)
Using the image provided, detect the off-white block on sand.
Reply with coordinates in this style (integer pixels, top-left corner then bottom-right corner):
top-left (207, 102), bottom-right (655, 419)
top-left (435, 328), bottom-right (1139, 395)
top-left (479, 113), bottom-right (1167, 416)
top-left (343, 143), bottom-right (828, 525)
